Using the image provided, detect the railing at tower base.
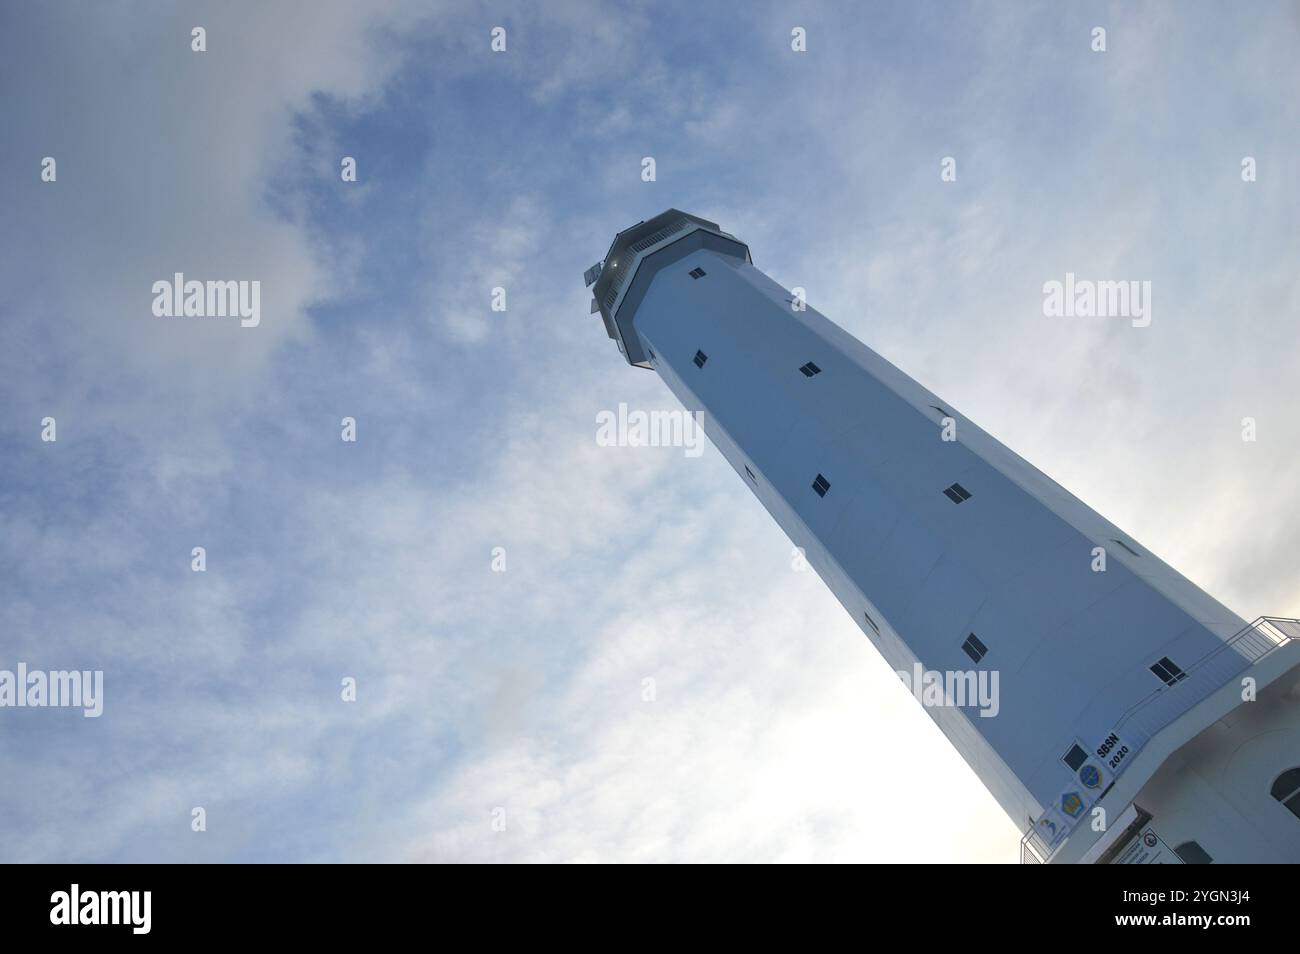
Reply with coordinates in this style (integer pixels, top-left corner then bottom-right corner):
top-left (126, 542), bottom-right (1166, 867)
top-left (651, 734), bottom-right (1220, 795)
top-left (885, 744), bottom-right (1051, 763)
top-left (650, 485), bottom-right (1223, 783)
top-left (1019, 615), bottom-right (1299, 864)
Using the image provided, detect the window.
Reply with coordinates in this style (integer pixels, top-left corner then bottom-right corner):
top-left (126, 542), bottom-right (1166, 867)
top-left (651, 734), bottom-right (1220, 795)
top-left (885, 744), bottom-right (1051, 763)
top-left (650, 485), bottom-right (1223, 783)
top-left (1271, 767), bottom-right (1300, 820)
top-left (961, 633), bottom-right (988, 664)
top-left (799, 361), bottom-right (822, 377)
top-left (811, 473), bottom-right (830, 497)
top-left (1149, 656), bottom-right (1187, 687)
top-left (863, 611), bottom-right (880, 634)
top-left (689, 267), bottom-right (706, 279)
top-left (744, 465), bottom-right (756, 482)
top-left (1174, 841), bottom-right (1213, 864)
top-left (930, 404), bottom-right (951, 417)
top-left (943, 482), bottom-right (972, 504)
top-left (693, 350), bottom-right (708, 368)
top-left (1112, 538), bottom-right (1141, 557)
top-left (1062, 744), bottom-right (1089, 773)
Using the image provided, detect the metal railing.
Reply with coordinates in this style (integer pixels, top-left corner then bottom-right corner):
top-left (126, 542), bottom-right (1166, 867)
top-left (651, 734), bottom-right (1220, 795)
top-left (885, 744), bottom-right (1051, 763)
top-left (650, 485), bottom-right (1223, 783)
top-left (1019, 616), bottom-right (1299, 863)
top-left (1021, 831), bottom-right (1050, 864)
top-left (601, 217), bottom-right (692, 312)
top-left (1113, 616), bottom-right (1297, 747)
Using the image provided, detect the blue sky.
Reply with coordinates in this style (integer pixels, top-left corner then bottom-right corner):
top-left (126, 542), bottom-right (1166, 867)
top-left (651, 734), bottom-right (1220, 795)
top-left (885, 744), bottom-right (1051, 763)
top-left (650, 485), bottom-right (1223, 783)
top-left (1, 1), bottom-right (1297, 862)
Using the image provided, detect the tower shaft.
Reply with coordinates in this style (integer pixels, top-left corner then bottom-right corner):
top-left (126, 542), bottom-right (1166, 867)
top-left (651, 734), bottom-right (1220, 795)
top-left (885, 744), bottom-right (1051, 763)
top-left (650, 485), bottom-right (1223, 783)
top-left (588, 210), bottom-right (1300, 862)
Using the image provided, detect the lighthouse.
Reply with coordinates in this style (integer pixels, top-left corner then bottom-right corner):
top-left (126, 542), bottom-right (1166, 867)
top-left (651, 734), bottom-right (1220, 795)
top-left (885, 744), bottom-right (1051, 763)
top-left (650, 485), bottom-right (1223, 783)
top-left (585, 209), bottom-right (1300, 863)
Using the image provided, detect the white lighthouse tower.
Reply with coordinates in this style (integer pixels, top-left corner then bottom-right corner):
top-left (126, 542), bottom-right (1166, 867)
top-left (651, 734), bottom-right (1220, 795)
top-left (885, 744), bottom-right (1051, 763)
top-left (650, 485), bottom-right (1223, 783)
top-left (586, 209), bottom-right (1300, 863)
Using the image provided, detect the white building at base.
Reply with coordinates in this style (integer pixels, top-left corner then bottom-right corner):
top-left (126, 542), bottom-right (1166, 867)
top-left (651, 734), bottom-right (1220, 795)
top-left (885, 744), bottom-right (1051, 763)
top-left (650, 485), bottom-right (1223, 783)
top-left (585, 210), bottom-right (1300, 863)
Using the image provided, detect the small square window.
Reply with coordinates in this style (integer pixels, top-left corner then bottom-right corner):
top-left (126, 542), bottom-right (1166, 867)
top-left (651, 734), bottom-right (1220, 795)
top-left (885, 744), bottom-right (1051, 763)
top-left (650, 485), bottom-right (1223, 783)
top-left (943, 482), bottom-right (972, 504)
top-left (812, 474), bottom-right (830, 497)
top-left (799, 361), bottom-right (822, 377)
top-left (1062, 744), bottom-right (1089, 772)
top-left (694, 350), bottom-right (708, 368)
top-left (689, 267), bottom-right (706, 279)
top-left (1150, 656), bottom-right (1186, 687)
top-left (961, 633), bottom-right (988, 664)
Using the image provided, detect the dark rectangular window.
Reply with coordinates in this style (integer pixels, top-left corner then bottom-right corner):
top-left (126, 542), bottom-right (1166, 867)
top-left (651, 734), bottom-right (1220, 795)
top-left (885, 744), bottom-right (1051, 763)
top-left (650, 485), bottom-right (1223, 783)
top-left (812, 474), bottom-right (830, 497)
top-left (1062, 744), bottom-right (1089, 772)
top-left (1150, 656), bottom-right (1187, 687)
top-left (799, 361), bottom-right (822, 377)
top-left (1112, 538), bottom-right (1141, 557)
top-left (689, 267), bottom-right (706, 279)
top-left (943, 482), bottom-right (972, 504)
top-left (693, 350), bottom-right (708, 368)
top-left (863, 611), bottom-right (880, 634)
top-left (961, 633), bottom-right (988, 663)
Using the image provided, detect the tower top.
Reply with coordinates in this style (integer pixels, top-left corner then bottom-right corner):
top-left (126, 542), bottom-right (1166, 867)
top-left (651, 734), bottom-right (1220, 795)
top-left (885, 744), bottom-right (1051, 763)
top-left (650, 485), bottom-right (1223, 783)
top-left (584, 209), bottom-right (749, 367)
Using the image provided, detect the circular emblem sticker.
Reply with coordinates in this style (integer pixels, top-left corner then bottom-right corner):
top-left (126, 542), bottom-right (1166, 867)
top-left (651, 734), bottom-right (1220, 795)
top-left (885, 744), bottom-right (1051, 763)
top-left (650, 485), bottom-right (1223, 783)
top-left (1079, 764), bottom-right (1102, 789)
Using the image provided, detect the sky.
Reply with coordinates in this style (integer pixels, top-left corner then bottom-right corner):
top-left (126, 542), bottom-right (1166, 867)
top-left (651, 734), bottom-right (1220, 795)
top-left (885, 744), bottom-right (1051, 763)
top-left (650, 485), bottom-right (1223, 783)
top-left (1, 1), bottom-right (1297, 863)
